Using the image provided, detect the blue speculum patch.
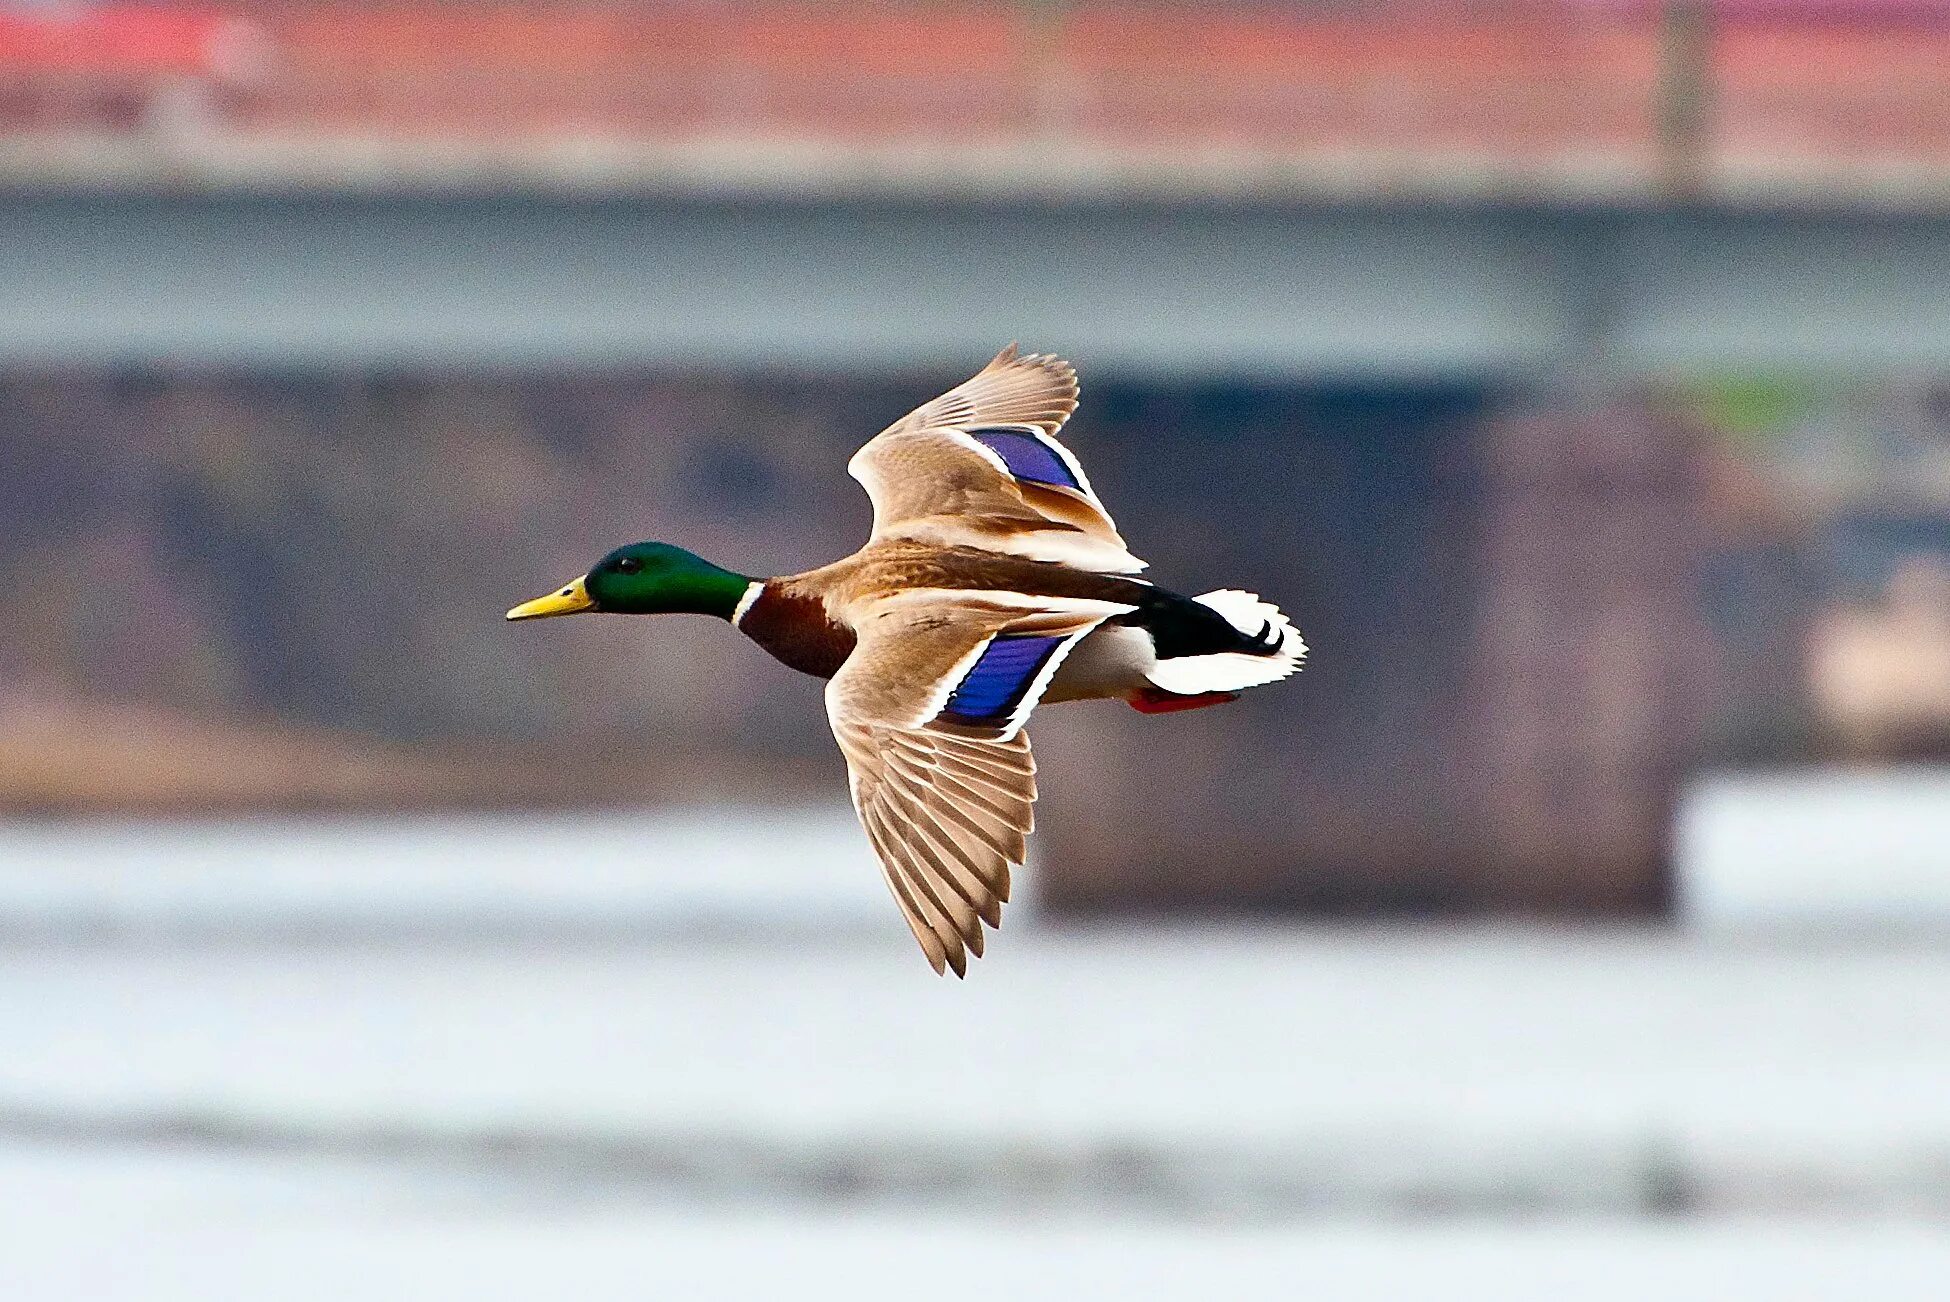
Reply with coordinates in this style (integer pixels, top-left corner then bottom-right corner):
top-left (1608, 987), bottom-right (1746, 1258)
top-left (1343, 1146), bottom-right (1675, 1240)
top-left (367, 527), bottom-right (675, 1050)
top-left (968, 427), bottom-right (1081, 490)
top-left (941, 633), bottom-right (1066, 726)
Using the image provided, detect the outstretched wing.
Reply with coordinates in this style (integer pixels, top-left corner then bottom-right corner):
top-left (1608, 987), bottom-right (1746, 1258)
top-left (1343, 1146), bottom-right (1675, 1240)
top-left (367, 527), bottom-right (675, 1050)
top-left (826, 590), bottom-right (1134, 975)
top-left (847, 345), bottom-right (1146, 574)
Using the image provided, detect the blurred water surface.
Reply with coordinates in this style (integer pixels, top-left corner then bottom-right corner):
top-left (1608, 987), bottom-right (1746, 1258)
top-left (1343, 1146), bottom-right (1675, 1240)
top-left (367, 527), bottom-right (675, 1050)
top-left (5, 1139), bottom-right (1947, 1302)
top-left (5, 816), bottom-right (1950, 1263)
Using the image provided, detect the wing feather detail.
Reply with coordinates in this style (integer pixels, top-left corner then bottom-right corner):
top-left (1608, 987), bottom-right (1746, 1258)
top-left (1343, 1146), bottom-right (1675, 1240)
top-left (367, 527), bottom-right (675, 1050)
top-left (827, 592), bottom-right (1128, 976)
top-left (834, 718), bottom-right (1033, 977)
top-left (848, 345), bottom-right (1146, 574)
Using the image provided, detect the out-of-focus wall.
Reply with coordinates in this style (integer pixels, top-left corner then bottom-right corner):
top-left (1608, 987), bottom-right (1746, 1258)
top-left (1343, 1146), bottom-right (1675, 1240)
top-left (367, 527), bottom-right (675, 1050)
top-left (12, 359), bottom-right (1946, 914)
top-left (5, 2), bottom-right (1950, 917)
top-left (0, 362), bottom-right (1544, 912)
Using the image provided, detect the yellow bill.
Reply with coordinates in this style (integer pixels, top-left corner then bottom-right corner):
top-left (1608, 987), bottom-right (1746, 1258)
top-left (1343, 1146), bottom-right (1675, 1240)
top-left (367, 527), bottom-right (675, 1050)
top-left (506, 574), bottom-right (594, 620)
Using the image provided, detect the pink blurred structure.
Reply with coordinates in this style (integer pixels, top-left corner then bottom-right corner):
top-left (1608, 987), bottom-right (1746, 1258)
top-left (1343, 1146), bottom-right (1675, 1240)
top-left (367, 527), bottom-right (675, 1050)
top-left (0, 3), bottom-right (1947, 198)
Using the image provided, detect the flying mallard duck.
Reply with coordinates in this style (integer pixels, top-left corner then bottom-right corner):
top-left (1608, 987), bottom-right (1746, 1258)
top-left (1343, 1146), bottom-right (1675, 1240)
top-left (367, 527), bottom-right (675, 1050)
top-left (507, 346), bottom-right (1304, 975)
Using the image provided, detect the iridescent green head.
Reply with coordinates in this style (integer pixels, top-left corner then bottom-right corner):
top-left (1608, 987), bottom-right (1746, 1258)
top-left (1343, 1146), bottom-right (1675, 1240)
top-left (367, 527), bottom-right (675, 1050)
top-left (506, 542), bottom-right (752, 621)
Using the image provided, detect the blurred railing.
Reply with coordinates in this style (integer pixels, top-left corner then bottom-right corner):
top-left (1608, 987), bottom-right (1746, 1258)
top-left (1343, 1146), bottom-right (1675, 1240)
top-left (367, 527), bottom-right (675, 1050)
top-left (0, 6), bottom-right (257, 133)
top-left (0, 3), bottom-right (1948, 200)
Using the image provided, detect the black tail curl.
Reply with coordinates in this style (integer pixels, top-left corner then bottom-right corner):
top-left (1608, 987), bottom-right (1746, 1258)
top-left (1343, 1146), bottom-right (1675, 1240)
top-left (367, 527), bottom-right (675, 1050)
top-left (1118, 589), bottom-right (1281, 662)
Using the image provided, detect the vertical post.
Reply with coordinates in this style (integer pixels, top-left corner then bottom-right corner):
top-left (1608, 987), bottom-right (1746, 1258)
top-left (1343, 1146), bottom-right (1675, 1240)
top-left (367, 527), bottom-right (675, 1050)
top-left (1656, 0), bottom-right (1714, 197)
top-left (1020, 0), bottom-right (1071, 146)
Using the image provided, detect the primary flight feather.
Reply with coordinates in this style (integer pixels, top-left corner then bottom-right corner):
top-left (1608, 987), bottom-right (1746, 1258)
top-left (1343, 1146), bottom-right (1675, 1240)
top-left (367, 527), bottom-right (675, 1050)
top-left (507, 346), bottom-right (1305, 976)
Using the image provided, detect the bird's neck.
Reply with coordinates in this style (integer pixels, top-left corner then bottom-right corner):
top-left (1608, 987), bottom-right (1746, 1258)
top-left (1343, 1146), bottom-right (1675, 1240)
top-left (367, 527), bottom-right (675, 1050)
top-left (732, 579), bottom-right (856, 678)
top-left (653, 562), bottom-right (757, 620)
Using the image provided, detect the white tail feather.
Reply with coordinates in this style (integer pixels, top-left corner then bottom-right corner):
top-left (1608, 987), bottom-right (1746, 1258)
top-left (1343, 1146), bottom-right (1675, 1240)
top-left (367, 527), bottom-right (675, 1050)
top-left (1143, 590), bottom-right (1306, 695)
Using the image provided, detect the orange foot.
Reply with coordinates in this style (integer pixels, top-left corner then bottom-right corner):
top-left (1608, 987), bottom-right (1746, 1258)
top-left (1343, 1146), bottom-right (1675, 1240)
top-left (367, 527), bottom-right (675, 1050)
top-left (1127, 688), bottom-right (1241, 714)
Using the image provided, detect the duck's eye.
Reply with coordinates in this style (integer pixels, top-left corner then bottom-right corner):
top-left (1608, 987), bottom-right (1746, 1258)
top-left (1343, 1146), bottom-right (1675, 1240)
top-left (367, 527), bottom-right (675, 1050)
top-left (614, 556), bottom-right (643, 575)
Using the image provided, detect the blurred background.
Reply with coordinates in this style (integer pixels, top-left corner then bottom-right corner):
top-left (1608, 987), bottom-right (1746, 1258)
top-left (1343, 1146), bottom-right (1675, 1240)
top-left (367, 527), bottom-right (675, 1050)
top-left (4, 1), bottom-right (1950, 1296)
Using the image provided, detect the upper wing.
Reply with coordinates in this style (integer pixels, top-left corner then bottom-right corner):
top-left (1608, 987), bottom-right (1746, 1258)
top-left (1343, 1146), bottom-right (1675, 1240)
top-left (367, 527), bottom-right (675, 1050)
top-left (847, 345), bottom-right (1147, 574)
top-left (826, 590), bottom-right (1134, 975)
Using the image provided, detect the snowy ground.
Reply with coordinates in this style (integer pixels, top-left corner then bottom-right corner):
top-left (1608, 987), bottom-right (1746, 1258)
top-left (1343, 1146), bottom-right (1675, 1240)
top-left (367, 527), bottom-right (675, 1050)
top-left (4, 813), bottom-right (1949, 1298)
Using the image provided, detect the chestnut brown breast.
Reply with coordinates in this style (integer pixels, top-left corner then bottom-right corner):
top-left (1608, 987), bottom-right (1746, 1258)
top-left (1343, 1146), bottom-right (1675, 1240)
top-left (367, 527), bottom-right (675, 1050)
top-left (738, 582), bottom-right (856, 680)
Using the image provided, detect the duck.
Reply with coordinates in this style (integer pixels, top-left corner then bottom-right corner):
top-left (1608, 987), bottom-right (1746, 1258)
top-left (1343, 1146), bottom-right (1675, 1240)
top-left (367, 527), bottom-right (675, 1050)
top-left (507, 345), bottom-right (1305, 976)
